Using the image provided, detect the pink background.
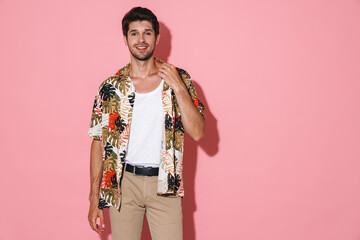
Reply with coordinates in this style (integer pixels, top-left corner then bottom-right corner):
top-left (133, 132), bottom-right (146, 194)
top-left (1, 0), bottom-right (360, 239)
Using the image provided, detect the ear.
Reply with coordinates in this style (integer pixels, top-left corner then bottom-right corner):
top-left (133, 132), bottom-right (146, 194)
top-left (123, 35), bottom-right (128, 46)
top-left (156, 33), bottom-right (160, 45)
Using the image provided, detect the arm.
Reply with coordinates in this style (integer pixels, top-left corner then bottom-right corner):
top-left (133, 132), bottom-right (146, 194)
top-left (88, 139), bottom-right (105, 234)
top-left (173, 84), bottom-right (205, 141)
top-left (158, 63), bottom-right (205, 141)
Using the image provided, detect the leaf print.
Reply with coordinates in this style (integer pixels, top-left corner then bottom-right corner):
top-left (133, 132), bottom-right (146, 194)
top-left (101, 169), bottom-right (115, 189)
top-left (120, 97), bottom-right (131, 119)
top-left (90, 94), bottom-right (102, 127)
top-left (111, 172), bottom-right (117, 186)
top-left (101, 127), bottom-right (109, 146)
top-left (193, 97), bottom-right (199, 107)
top-left (176, 68), bottom-right (187, 76)
top-left (118, 79), bottom-right (131, 95)
top-left (90, 112), bottom-right (101, 128)
top-left (174, 130), bottom-right (184, 152)
top-left (108, 112), bottom-right (119, 131)
top-left (119, 150), bottom-right (126, 163)
top-left (167, 174), bottom-right (181, 192)
top-left (103, 154), bottom-right (116, 172)
top-left (128, 93), bottom-right (135, 108)
top-left (162, 91), bottom-right (172, 115)
top-left (99, 83), bottom-right (116, 101)
top-left (120, 124), bottom-right (130, 144)
top-left (104, 142), bottom-right (113, 159)
top-left (103, 96), bottom-right (120, 114)
top-left (175, 115), bottom-right (183, 132)
top-left (98, 198), bottom-right (110, 209)
top-left (108, 130), bottom-right (120, 147)
top-left (115, 116), bottom-right (126, 133)
top-left (92, 96), bottom-right (97, 109)
top-left (164, 114), bottom-right (172, 129)
top-left (115, 69), bottom-right (122, 76)
top-left (165, 129), bottom-right (173, 150)
top-left (100, 187), bottom-right (118, 207)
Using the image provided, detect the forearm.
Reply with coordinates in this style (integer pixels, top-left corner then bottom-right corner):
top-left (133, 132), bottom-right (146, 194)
top-left (89, 139), bottom-right (103, 202)
top-left (174, 85), bottom-right (205, 141)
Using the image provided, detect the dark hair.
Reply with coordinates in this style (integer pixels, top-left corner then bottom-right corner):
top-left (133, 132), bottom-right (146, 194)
top-left (122, 7), bottom-right (159, 38)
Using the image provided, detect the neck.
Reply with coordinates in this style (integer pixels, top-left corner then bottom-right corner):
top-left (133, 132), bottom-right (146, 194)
top-left (129, 56), bottom-right (158, 79)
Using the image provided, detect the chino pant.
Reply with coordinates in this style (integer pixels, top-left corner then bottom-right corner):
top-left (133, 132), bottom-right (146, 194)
top-left (109, 170), bottom-right (183, 240)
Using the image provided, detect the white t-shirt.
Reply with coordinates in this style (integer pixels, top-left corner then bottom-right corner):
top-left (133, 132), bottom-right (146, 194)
top-left (125, 78), bottom-right (164, 167)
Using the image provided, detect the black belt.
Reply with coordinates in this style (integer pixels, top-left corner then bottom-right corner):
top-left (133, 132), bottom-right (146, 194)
top-left (125, 164), bottom-right (159, 176)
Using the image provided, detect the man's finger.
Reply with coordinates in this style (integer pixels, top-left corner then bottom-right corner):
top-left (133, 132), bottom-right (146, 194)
top-left (99, 211), bottom-right (105, 231)
top-left (91, 216), bottom-right (101, 234)
top-left (167, 67), bottom-right (178, 80)
top-left (157, 71), bottom-right (166, 79)
top-left (89, 218), bottom-right (96, 232)
top-left (160, 64), bottom-right (177, 80)
top-left (159, 66), bottom-right (168, 74)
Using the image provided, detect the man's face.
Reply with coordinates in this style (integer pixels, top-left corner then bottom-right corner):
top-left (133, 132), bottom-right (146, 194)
top-left (124, 20), bottom-right (159, 61)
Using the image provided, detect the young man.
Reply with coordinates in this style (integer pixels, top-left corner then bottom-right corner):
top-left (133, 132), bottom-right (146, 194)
top-left (87, 7), bottom-right (205, 240)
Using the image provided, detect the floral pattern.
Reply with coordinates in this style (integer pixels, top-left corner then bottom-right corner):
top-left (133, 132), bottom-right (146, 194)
top-left (88, 58), bottom-right (205, 211)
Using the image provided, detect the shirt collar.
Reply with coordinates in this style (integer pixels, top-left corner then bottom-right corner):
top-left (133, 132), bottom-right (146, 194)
top-left (118, 58), bottom-right (169, 91)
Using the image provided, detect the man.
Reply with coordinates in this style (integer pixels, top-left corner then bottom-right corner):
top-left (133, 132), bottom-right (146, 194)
top-left (87, 7), bottom-right (205, 240)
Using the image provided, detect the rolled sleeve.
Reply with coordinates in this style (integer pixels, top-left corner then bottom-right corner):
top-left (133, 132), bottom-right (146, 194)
top-left (177, 68), bottom-right (205, 118)
top-left (88, 90), bottom-right (103, 140)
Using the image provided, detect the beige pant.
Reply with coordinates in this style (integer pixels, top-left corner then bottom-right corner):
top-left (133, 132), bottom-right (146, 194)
top-left (109, 171), bottom-right (183, 240)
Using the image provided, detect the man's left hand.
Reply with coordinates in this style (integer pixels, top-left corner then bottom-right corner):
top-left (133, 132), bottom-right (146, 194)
top-left (157, 62), bottom-right (185, 93)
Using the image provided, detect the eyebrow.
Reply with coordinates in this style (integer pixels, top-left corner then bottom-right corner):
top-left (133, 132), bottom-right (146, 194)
top-left (129, 28), bottom-right (153, 33)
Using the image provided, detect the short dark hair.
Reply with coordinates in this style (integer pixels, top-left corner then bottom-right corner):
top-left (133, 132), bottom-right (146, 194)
top-left (122, 7), bottom-right (159, 38)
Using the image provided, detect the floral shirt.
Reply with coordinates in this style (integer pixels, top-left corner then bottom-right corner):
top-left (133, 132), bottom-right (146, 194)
top-left (88, 58), bottom-right (205, 211)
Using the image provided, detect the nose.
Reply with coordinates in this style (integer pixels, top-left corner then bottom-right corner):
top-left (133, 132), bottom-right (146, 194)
top-left (139, 34), bottom-right (145, 43)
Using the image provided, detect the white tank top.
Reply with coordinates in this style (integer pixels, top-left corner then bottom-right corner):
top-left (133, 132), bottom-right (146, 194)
top-left (125, 78), bottom-right (164, 167)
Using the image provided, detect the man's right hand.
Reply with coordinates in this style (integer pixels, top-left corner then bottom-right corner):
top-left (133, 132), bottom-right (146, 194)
top-left (88, 198), bottom-right (105, 234)
top-left (88, 139), bottom-right (105, 234)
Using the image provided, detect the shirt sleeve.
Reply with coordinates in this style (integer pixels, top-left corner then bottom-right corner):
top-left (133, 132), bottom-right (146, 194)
top-left (177, 68), bottom-right (205, 118)
top-left (88, 86), bottom-right (103, 141)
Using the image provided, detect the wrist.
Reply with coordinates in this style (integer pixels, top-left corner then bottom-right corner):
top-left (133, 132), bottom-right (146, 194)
top-left (173, 83), bottom-right (187, 96)
top-left (88, 193), bottom-right (100, 202)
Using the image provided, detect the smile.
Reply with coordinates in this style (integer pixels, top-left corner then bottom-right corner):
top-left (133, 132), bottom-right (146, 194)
top-left (136, 46), bottom-right (147, 51)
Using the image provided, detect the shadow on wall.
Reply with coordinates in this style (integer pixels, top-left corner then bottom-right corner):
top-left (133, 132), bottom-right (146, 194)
top-left (99, 21), bottom-right (219, 240)
top-left (154, 22), bottom-right (171, 62)
top-left (181, 80), bottom-right (219, 240)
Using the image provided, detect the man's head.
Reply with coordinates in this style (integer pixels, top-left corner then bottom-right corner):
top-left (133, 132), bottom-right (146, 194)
top-left (122, 7), bottom-right (160, 61)
top-left (122, 7), bottom-right (159, 39)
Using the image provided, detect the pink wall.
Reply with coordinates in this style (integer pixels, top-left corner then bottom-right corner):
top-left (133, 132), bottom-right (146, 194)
top-left (1, 0), bottom-right (360, 239)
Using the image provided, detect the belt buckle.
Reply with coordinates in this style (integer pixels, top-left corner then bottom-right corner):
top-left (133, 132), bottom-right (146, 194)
top-left (133, 165), bottom-right (144, 176)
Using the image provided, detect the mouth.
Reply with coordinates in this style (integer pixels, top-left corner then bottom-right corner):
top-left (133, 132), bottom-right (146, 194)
top-left (135, 45), bottom-right (148, 51)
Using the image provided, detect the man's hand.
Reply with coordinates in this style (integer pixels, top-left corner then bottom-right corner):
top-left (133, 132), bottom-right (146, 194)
top-left (88, 139), bottom-right (105, 234)
top-left (88, 198), bottom-right (105, 234)
top-left (157, 62), bottom-right (185, 93)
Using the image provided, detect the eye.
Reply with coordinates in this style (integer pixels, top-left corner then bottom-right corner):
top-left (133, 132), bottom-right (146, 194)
top-left (131, 32), bottom-right (138, 36)
top-left (146, 32), bottom-right (152, 35)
